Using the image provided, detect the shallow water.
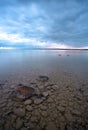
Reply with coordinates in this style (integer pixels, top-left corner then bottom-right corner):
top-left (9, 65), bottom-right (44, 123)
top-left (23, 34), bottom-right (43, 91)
top-left (0, 49), bottom-right (88, 83)
top-left (0, 49), bottom-right (88, 130)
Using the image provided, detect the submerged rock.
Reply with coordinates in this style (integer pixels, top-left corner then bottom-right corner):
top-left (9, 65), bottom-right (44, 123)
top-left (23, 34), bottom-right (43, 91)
top-left (15, 85), bottom-right (35, 100)
top-left (26, 105), bottom-right (33, 112)
top-left (37, 75), bottom-right (49, 82)
top-left (16, 118), bottom-right (23, 129)
top-left (34, 98), bottom-right (44, 105)
top-left (42, 91), bottom-right (49, 97)
top-left (13, 108), bottom-right (25, 117)
top-left (24, 99), bottom-right (32, 105)
top-left (46, 122), bottom-right (58, 130)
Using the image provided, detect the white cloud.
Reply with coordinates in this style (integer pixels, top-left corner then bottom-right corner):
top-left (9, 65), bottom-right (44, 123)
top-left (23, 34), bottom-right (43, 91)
top-left (46, 43), bottom-right (75, 49)
top-left (79, 46), bottom-right (88, 49)
top-left (0, 26), bottom-right (88, 49)
top-left (0, 47), bottom-right (15, 49)
top-left (0, 29), bottom-right (47, 47)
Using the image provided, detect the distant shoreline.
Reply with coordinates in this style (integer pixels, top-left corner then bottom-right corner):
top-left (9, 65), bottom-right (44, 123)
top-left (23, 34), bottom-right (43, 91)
top-left (0, 47), bottom-right (88, 50)
top-left (12, 48), bottom-right (88, 51)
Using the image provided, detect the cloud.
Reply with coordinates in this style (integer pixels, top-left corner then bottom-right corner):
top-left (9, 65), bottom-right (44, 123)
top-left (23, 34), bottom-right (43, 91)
top-left (0, 27), bottom-right (47, 47)
top-left (0, 0), bottom-right (88, 48)
top-left (0, 47), bottom-right (15, 50)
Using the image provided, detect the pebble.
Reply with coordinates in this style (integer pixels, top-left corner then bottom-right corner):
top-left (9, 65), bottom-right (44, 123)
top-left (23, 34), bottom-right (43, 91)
top-left (40, 105), bottom-right (47, 111)
top-left (46, 122), bottom-right (58, 130)
top-left (21, 128), bottom-right (27, 130)
top-left (16, 118), bottom-right (23, 129)
top-left (26, 105), bottom-right (33, 111)
top-left (34, 98), bottom-right (43, 105)
top-left (13, 108), bottom-right (25, 117)
top-left (71, 109), bottom-right (81, 116)
top-left (47, 98), bottom-right (54, 103)
top-left (57, 106), bottom-right (65, 113)
top-left (31, 116), bottom-right (38, 123)
top-left (24, 99), bottom-right (32, 105)
top-left (42, 92), bottom-right (49, 97)
top-left (41, 111), bottom-right (48, 117)
top-left (37, 75), bottom-right (49, 82)
top-left (4, 121), bottom-right (12, 130)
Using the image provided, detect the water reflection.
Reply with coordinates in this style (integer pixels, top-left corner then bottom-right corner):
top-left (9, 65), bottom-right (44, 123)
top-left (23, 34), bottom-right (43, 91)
top-left (0, 50), bottom-right (88, 81)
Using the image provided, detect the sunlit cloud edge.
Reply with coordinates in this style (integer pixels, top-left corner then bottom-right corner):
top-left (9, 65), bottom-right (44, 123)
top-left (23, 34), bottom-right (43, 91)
top-left (0, 30), bottom-right (88, 49)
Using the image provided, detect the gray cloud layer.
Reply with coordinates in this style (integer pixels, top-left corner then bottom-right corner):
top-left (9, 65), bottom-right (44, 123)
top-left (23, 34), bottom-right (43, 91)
top-left (0, 0), bottom-right (88, 47)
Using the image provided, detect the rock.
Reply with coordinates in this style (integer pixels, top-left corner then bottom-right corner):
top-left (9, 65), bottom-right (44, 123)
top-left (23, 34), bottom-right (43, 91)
top-left (66, 125), bottom-right (73, 130)
top-left (65, 112), bottom-right (73, 122)
top-left (41, 111), bottom-right (48, 117)
top-left (46, 122), bottom-right (58, 130)
top-left (52, 85), bottom-right (59, 90)
top-left (13, 108), bottom-right (25, 117)
top-left (40, 105), bottom-right (47, 111)
top-left (67, 54), bottom-right (70, 56)
top-left (21, 128), bottom-right (27, 130)
top-left (16, 118), bottom-right (23, 129)
top-left (39, 120), bottom-right (46, 129)
top-left (42, 92), bottom-right (49, 97)
top-left (4, 121), bottom-right (12, 130)
top-left (30, 122), bottom-right (37, 129)
top-left (71, 109), bottom-right (81, 116)
top-left (36, 125), bottom-right (41, 130)
top-left (47, 98), bottom-right (54, 103)
top-left (24, 99), bottom-right (32, 105)
top-left (57, 106), bottom-right (65, 113)
top-left (31, 116), bottom-right (39, 123)
top-left (26, 105), bottom-right (33, 112)
top-left (37, 76), bottom-right (49, 82)
top-left (34, 98), bottom-right (43, 105)
top-left (15, 85), bottom-right (35, 100)
top-left (0, 126), bottom-right (3, 130)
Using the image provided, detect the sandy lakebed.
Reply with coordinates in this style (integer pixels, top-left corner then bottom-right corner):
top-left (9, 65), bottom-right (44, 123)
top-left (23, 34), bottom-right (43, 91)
top-left (0, 75), bottom-right (88, 130)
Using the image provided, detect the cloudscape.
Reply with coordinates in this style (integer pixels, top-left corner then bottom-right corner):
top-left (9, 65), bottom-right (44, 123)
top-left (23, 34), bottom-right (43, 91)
top-left (0, 0), bottom-right (88, 49)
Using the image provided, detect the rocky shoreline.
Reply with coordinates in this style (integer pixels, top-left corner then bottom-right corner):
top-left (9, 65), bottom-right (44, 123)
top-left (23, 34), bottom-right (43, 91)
top-left (0, 76), bottom-right (88, 130)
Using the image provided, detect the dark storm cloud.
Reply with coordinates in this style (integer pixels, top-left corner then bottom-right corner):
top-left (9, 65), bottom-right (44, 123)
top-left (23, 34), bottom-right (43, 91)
top-left (0, 0), bottom-right (88, 47)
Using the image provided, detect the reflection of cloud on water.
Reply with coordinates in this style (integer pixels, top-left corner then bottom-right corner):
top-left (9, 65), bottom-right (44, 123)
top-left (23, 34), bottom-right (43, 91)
top-left (0, 47), bottom-right (15, 50)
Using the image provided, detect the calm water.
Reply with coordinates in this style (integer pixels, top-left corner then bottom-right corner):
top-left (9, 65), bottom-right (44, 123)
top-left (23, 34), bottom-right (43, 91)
top-left (0, 49), bottom-right (88, 83)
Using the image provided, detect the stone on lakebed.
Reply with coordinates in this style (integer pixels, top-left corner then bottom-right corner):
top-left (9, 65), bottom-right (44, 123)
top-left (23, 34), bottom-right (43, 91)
top-left (15, 84), bottom-right (35, 100)
top-left (37, 75), bottom-right (49, 82)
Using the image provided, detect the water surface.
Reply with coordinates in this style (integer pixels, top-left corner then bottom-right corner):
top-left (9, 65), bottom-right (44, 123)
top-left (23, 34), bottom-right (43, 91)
top-left (0, 49), bottom-right (88, 83)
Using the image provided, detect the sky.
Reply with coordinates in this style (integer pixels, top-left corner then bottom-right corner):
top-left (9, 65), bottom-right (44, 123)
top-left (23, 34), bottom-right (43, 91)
top-left (0, 0), bottom-right (88, 49)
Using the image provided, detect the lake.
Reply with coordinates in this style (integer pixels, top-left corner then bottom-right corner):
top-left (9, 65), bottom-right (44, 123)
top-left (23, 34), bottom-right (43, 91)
top-left (0, 49), bottom-right (88, 130)
top-left (0, 49), bottom-right (88, 84)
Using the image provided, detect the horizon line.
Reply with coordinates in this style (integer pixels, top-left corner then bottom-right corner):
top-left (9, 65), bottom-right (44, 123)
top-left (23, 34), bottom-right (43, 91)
top-left (0, 47), bottom-right (88, 50)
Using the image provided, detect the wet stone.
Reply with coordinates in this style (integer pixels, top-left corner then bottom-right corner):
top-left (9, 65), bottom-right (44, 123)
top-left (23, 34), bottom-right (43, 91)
top-left (41, 111), bottom-right (48, 117)
top-left (57, 106), bottom-right (65, 113)
top-left (37, 75), bottom-right (49, 82)
top-left (30, 116), bottom-right (39, 123)
top-left (15, 85), bottom-right (35, 100)
top-left (26, 105), bottom-right (33, 112)
top-left (46, 122), bottom-right (58, 130)
top-left (13, 108), bottom-right (25, 117)
top-left (40, 105), bottom-right (47, 111)
top-left (42, 91), bottom-right (49, 97)
top-left (4, 121), bottom-right (12, 130)
top-left (16, 118), bottom-right (23, 130)
top-left (24, 99), bottom-right (32, 105)
top-left (71, 109), bottom-right (81, 116)
top-left (21, 128), bottom-right (27, 130)
top-left (47, 98), bottom-right (54, 103)
top-left (34, 98), bottom-right (43, 105)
